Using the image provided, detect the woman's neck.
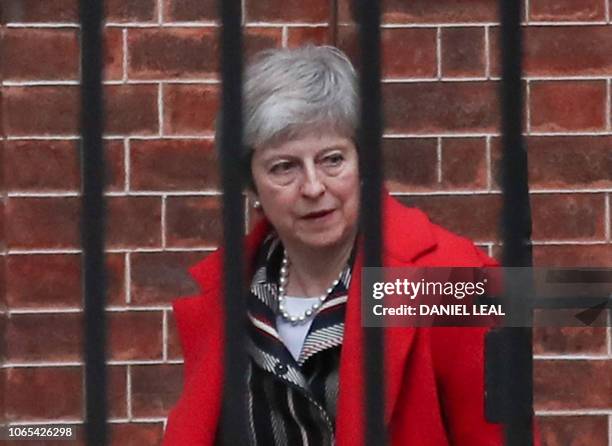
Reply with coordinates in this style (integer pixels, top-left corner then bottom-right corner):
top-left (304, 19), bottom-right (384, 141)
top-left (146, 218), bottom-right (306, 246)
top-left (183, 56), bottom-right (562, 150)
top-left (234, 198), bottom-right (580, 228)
top-left (282, 232), bottom-right (356, 298)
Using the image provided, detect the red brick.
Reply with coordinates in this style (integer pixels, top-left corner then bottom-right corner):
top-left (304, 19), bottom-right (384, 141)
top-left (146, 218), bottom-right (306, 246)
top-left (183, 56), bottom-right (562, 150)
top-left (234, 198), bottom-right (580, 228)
top-left (537, 415), bottom-right (608, 446)
top-left (244, 28), bottom-right (284, 59)
top-left (441, 27), bottom-right (486, 78)
top-left (107, 196), bottom-right (162, 248)
top-left (6, 197), bottom-right (79, 249)
top-left (165, 196), bottom-right (223, 247)
top-left (108, 311), bottom-right (163, 360)
top-left (4, 86), bottom-right (78, 136)
top-left (109, 423), bottom-right (164, 446)
top-left (441, 137), bottom-right (487, 189)
top-left (6, 254), bottom-right (125, 309)
top-left (337, 27), bottom-right (437, 79)
top-left (4, 140), bottom-right (124, 192)
top-left (108, 365), bottom-right (128, 419)
top-left (0, 314), bottom-right (6, 365)
top-left (105, 85), bottom-right (159, 135)
top-left (530, 81), bottom-right (607, 132)
top-left (489, 27), bottom-right (612, 76)
top-left (383, 82), bottom-right (499, 134)
top-left (533, 245), bottom-right (612, 267)
top-left (527, 136), bottom-right (612, 189)
top-left (397, 195), bottom-right (501, 242)
top-left (382, 138), bottom-right (437, 192)
top-left (167, 311), bottom-right (183, 359)
top-left (106, 0), bottom-right (157, 23)
top-left (162, 0), bottom-right (217, 22)
top-left (131, 139), bottom-right (219, 190)
top-left (0, 202), bottom-right (5, 252)
top-left (130, 364), bottom-right (183, 417)
top-left (383, 29), bottom-right (437, 78)
top-left (286, 27), bottom-right (330, 47)
top-left (0, 370), bottom-right (4, 421)
top-left (524, 27), bottom-right (612, 76)
top-left (533, 327), bottom-right (607, 355)
top-left (105, 28), bottom-right (124, 81)
top-left (130, 251), bottom-right (204, 305)
top-left (162, 84), bottom-right (219, 135)
top-left (6, 313), bottom-right (81, 362)
top-left (2, 29), bottom-right (79, 81)
top-left (4, 139), bottom-right (83, 191)
top-left (0, 256), bottom-right (5, 308)
top-left (529, 0), bottom-right (606, 21)
top-left (534, 360), bottom-right (612, 410)
top-left (5, 367), bottom-right (82, 420)
top-left (339, 0), bottom-right (498, 23)
top-left (2, 0), bottom-right (78, 23)
top-left (0, 96), bottom-right (4, 138)
top-left (128, 28), bottom-right (217, 79)
top-left (246, 0), bottom-right (329, 22)
top-left (530, 194), bottom-right (605, 241)
top-left (128, 28), bottom-right (281, 79)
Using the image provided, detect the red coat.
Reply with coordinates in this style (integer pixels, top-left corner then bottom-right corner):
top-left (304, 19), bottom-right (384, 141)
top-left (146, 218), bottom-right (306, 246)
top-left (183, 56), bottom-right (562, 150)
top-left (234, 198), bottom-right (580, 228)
top-left (164, 193), bottom-right (537, 445)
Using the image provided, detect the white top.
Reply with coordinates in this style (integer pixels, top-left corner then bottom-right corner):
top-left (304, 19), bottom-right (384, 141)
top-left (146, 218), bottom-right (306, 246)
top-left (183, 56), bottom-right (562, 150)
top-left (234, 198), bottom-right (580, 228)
top-left (276, 296), bottom-right (321, 361)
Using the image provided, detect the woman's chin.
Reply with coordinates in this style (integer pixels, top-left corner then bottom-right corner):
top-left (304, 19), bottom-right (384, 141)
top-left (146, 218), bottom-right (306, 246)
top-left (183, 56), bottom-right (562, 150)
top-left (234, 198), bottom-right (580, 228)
top-left (295, 227), bottom-right (352, 251)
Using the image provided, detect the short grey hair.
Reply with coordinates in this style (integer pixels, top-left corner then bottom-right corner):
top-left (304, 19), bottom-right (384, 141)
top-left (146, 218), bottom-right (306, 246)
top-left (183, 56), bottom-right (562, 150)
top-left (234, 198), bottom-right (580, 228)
top-left (216, 45), bottom-right (359, 188)
top-left (243, 45), bottom-right (359, 149)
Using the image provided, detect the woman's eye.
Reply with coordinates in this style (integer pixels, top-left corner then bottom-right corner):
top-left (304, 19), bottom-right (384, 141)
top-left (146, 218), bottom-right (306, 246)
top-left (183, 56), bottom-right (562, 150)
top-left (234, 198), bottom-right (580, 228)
top-left (323, 154), bottom-right (344, 167)
top-left (270, 161), bottom-right (295, 175)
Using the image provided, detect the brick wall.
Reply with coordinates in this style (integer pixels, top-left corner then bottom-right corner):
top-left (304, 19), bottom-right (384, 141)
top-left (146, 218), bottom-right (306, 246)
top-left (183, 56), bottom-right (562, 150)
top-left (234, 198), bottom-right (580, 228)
top-left (1, 0), bottom-right (611, 444)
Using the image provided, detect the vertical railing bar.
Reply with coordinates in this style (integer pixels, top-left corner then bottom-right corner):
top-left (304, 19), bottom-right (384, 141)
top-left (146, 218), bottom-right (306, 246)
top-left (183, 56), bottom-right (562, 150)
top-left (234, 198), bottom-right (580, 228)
top-left (80, 0), bottom-right (108, 445)
top-left (499, 0), bottom-right (534, 445)
top-left (329, 0), bottom-right (339, 46)
top-left (218, 0), bottom-right (249, 445)
top-left (355, 0), bottom-right (386, 445)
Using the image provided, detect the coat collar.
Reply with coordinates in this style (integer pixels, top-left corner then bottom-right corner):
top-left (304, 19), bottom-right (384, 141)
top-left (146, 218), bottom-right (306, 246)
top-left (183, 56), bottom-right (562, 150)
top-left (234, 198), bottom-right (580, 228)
top-left (170, 191), bottom-right (438, 446)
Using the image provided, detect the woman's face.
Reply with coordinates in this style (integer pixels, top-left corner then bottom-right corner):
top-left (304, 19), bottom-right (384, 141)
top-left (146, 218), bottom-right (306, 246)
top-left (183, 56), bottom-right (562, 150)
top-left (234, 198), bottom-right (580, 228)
top-left (251, 133), bottom-right (360, 251)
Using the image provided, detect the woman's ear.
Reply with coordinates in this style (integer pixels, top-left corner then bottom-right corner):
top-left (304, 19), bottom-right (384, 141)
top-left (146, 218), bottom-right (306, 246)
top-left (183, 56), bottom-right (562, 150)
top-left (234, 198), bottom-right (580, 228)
top-left (247, 191), bottom-right (262, 210)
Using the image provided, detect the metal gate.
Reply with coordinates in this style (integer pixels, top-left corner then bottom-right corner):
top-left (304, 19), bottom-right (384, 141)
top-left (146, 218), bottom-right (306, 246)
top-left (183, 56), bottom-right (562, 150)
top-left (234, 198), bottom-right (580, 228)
top-left (76, 0), bottom-right (610, 445)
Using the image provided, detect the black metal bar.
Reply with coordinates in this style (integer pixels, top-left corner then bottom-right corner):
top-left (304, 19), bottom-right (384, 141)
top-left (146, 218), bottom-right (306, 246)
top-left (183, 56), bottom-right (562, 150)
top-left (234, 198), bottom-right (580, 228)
top-left (217, 0), bottom-right (249, 445)
top-left (329, 0), bottom-right (339, 46)
top-left (499, 0), bottom-right (534, 444)
top-left (79, 0), bottom-right (108, 445)
top-left (355, 0), bottom-right (386, 445)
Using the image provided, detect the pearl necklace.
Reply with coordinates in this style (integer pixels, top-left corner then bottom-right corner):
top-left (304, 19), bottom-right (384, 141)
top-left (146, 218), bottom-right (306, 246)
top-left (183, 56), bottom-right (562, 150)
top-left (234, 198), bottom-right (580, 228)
top-left (277, 251), bottom-right (343, 325)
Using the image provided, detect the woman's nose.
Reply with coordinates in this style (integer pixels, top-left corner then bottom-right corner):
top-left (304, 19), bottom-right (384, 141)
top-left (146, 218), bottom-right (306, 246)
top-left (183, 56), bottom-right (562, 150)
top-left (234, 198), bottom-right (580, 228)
top-left (300, 165), bottom-right (326, 197)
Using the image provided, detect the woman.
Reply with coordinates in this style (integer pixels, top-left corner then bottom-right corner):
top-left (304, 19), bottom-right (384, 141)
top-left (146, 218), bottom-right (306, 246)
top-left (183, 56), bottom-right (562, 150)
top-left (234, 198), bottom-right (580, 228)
top-left (163, 45), bottom-right (512, 446)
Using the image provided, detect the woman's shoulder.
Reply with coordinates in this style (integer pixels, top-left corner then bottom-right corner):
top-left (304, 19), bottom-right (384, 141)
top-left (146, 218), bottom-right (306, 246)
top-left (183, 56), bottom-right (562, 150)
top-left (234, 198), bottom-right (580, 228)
top-left (420, 221), bottom-right (498, 267)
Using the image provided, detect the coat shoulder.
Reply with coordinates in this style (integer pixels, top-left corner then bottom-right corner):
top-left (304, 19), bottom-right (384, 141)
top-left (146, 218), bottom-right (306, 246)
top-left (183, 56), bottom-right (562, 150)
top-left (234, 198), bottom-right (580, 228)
top-left (382, 193), bottom-right (497, 267)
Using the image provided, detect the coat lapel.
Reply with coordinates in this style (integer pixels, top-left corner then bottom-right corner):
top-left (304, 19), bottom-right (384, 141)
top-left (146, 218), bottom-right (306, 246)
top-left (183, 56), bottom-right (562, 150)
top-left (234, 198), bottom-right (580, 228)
top-left (336, 193), bottom-right (438, 446)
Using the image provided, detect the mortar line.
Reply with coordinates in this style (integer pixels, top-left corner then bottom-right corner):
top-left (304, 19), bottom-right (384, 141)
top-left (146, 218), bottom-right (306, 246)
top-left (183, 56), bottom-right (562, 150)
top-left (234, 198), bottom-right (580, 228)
top-left (127, 365), bottom-right (133, 420)
top-left (158, 83), bottom-right (164, 136)
top-left (436, 137), bottom-right (443, 183)
top-left (162, 310), bottom-right (168, 361)
top-left (436, 27), bottom-right (442, 80)
top-left (484, 25), bottom-right (491, 79)
top-left (125, 252), bottom-right (131, 304)
top-left (122, 29), bottom-right (128, 83)
top-left (161, 195), bottom-right (167, 248)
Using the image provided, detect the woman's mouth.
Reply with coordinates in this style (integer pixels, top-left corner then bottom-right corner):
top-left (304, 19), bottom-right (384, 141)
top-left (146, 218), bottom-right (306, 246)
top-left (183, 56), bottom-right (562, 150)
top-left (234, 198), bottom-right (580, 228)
top-left (302, 209), bottom-right (335, 220)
